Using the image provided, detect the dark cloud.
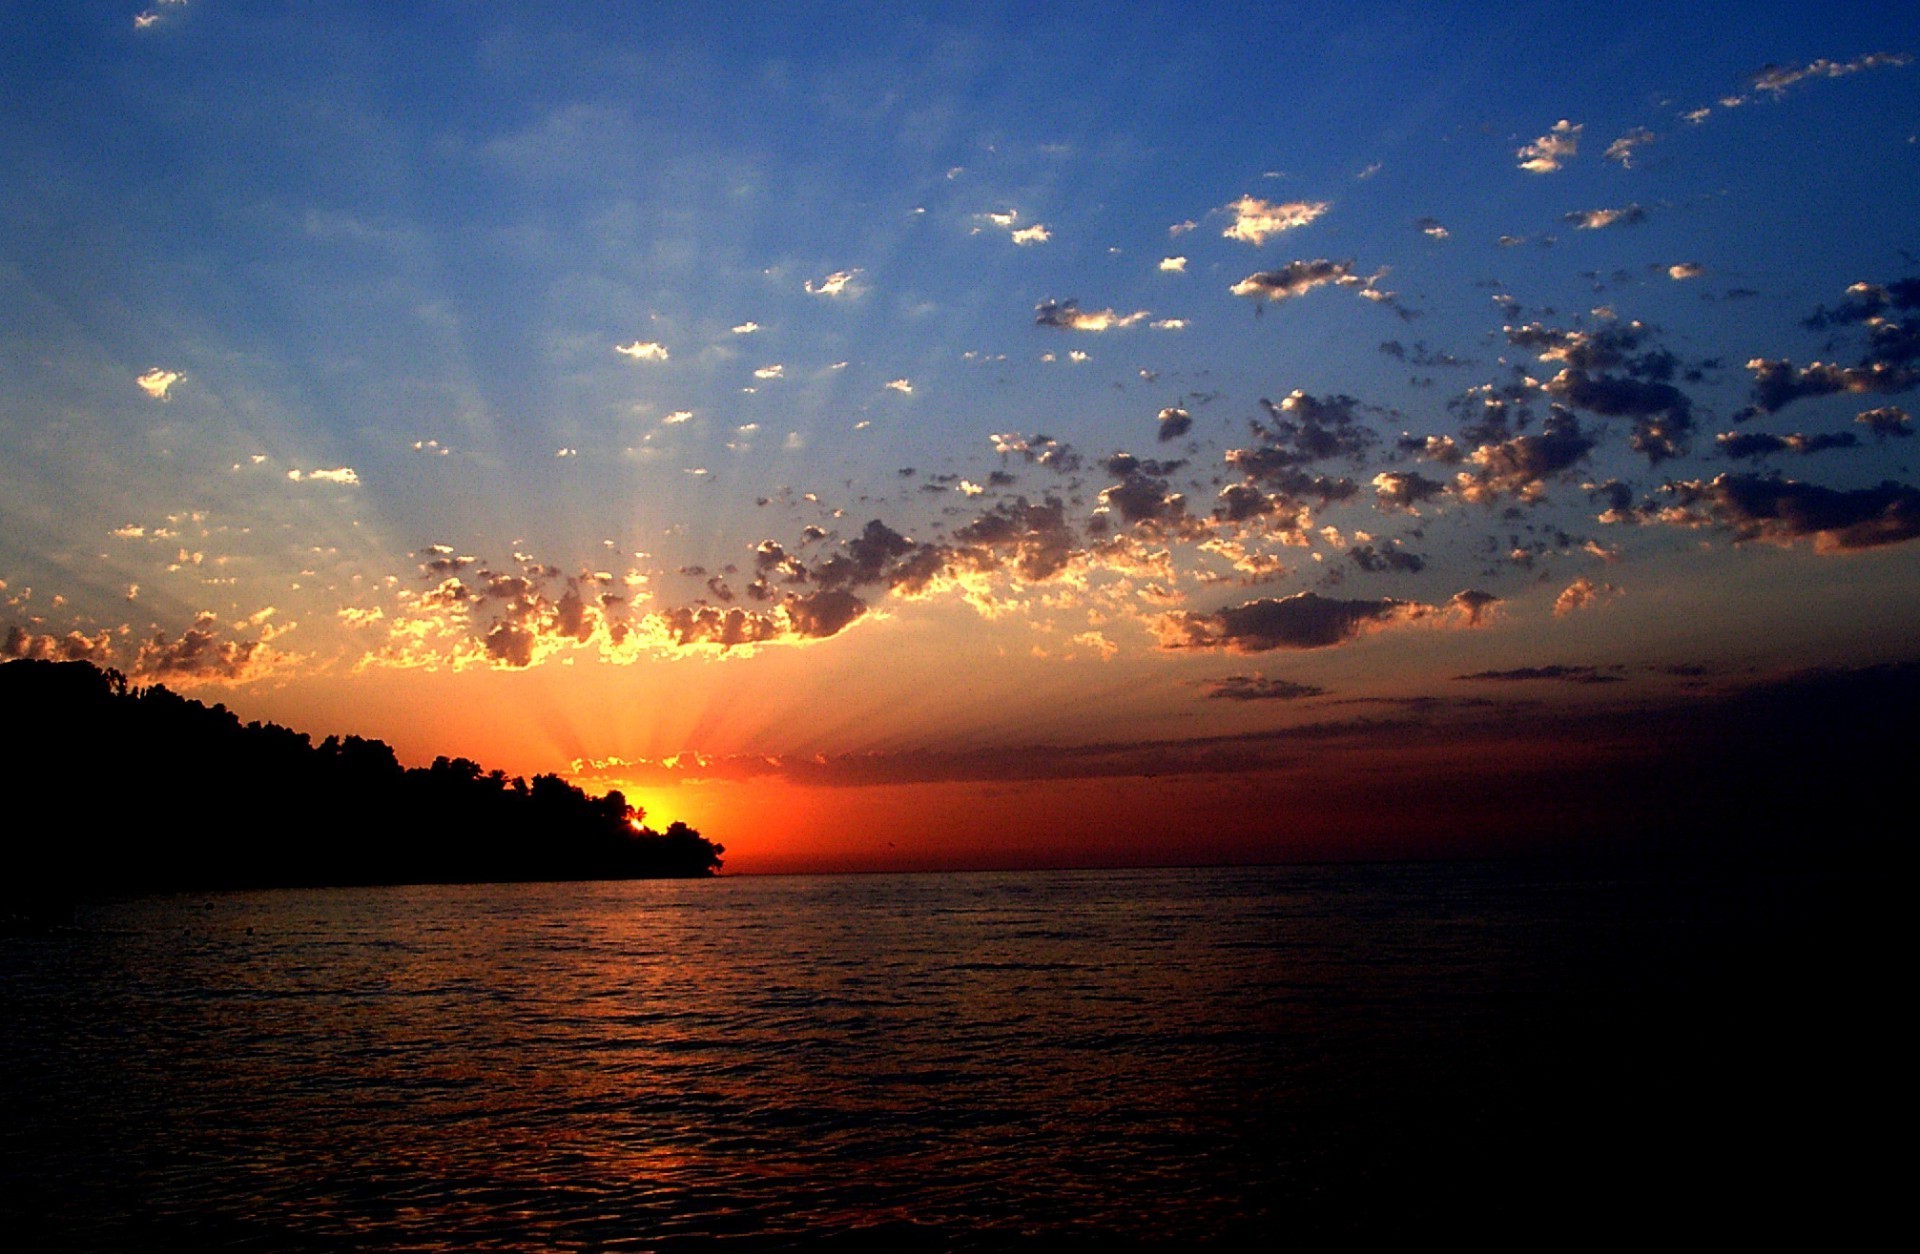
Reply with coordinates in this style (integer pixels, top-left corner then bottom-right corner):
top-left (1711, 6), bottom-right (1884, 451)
top-left (1716, 431), bottom-right (1859, 460)
top-left (1455, 408), bottom-right (1598, 502)
top-left (1156, 406), bottom-right (1193, 442)
top-left (1856, 406), bottom-right (1913, 438)
top-left (1348, 543), bottom-right (1426, 573)
top-left (1203, 674), bottom-right (1327, 701)
top-left (1229, 259), bottom-right (1356, 303)
top-left (131, 613), bottom-right (270, 682)
top-left (1099, 470), bottom-right (1188, 525)
top-left (1544, 368), bottom-right (1693, 462)
top-left (1746, 359), bottom-right (1919, 415)
top-left (651, 605), bottom-right (786, 649)
top-left (3, 625), bottom-right (116, 664)
top-left (814, 519), bottom-right (916, 591)
top-left (1157, 589), bottom-right (1495, 653)
top-left (1372, 470), bottom-right (1448, 513)
top-left (991, 432), bottom-right (1081, 474)
top-left (1033, 299), bottom-right (1149, 331)
top-left (1661, 473), bottom-right (1920, 550)
top-left (952, 496), bottom-right (1077, 580)
top-left (1456, 664), bottom-right (1625, 684)
top-left (784, 589), bottom-right (867, 639)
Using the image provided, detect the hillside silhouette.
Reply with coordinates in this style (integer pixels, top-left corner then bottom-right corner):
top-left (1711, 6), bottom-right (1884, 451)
top-left (0, 659), bottom-right (722, 907)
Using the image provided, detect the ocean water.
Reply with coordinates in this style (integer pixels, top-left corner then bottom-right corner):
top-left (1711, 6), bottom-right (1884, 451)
top-left (0, 863), bottom-right (1877, 1249)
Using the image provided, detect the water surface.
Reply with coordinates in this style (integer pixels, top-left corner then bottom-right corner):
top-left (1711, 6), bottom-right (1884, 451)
top-left (0, 863), bottom-right (1872, 1249)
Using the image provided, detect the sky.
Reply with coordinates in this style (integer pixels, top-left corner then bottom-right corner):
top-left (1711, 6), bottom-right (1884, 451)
top-left (4, 2), bottom-right (1918, 872)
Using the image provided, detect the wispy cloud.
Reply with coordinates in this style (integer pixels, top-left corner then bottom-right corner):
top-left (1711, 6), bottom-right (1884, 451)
top-left (806, 268), bottom-right (864, 298)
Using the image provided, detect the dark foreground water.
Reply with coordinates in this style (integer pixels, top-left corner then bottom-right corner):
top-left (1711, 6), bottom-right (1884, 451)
top-left (0, 863), bottom-right (1887, 1250)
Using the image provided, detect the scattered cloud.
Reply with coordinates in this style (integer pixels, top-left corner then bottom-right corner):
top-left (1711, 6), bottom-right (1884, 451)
top-left (1564, 204), bottom-right (1647, 230)
top-left (1857, 406), bottom-right (1913, 438)
top-left (806, 268), bottom-right (864, 298)
top-left (1749, 52), bottom-right (1911, 97)
top-left (614, 340), bottom-right (669, 361)
top-left (1229, 259), bottom-right (1356, 303)
top-left (1658, 473), bottom-right (1920, 551)
top-left (1517, 120), bottom-right (1580, 173)
top-left (1221, 196), bottom-right (1331, 245)
top-left (1604, 128), bottom-right (1656, 167)
top-left (286, 467), bottom-right (361, 485)
top-left (1159, 256), bottom-right (1187, 273)
top-left (885, 378), bottom-right (913, 394)
top-left (1034, 300), bottom-right (1150, 331)
top-left (1553, 576), bottom-right (1619, 616)
top-left (137, 368), bottom-right (184, 400)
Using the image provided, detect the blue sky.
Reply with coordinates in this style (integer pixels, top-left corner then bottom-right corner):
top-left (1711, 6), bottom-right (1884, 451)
top-left (4, 2), bottom-right (1918, 867)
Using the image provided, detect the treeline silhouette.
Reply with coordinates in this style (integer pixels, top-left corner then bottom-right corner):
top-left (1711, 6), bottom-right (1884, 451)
top-left (0, 659), bottom-right (722, 904)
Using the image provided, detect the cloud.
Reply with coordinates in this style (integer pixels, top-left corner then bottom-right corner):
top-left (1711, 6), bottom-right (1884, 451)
top-left (132, 611), bottom-right (287, 685)
top-left (662, 410), bottom-right (693, 425)
top-left (1228, 391), bottom-right (1379, 474)
top-left (1553, 576), bottom-right (1618, 616)
top-left (3, 625), bottom-right (116, 664)
top-left (885, 378), bottom-right (912, 394)
top-left (1716, 430), bottom-right (1858, 459)
top-left (1516, 120), bottom-right (1581, 173)
top-left (1372, 470), bottom-right (1448, 513)
top-left (732, 321), bottom-right (760, 334)
top-left (1542, 370), bottom-right (1692, 462)
top-left (1564, 204), bottom-right (1647, 230)
top-left (753, 364), bottom-right (785, 380)
top-left (1658, 473), bottom-right (1920, 550)
top-left (1454, 408), bottom-right (1603, 504)
top-left (1156, 407), bottom-right (1193, 442)
top-left (1221, 196), bottom-right (1331, 245)
top-left (1416, 218), bottom-right (1450, 240)
top-left (1229, 259), bottom-right (1356, 303)
top-left (1604, 127), bottom-right (1656, 167)
top-left (614, 340), bottom-right (669, 361)
top-left (1156, 589), bottom-right (1496, 653)
top-left (1456, 663), bottom-right (1622, 683)
top-left (1745, 358), bottom-right (1918, 414)
top-left (1159, 256), bottom-right (1188, 273)
top-left (1668, 263), bottom-right (1704, 281)
top-left (806, 268), bottom-right (865, 298)
top-left (1034, 300), bottom-right (1151, 331)
top-left (1750, 53), bottom-right (1912, 96)
top-left (1203, 674), bottom-right (1326, 701)
top-left (1857, 406), bottom-right (1913, 437)
top-left (286, 467), bottom-right (361, 485)
top-left (1010, 224), bottom-right (1051, 246)
top-left (137, 368), bottom-right (184, 400)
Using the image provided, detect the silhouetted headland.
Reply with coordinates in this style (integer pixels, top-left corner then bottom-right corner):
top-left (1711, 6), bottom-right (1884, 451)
top-left (0, 659), bottom-right (722, 908)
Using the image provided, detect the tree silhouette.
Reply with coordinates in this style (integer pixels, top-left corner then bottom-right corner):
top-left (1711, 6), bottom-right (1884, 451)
top-left (0, 659), bottom-right (723, 911)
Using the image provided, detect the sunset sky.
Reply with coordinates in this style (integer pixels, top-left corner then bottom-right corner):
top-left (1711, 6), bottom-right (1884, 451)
top-left (4, 3), bottom-right (1917, 872)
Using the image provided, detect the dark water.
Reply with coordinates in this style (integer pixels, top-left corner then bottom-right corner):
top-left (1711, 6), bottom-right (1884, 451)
top-left (0, 863), bottom-right (1884, 1249)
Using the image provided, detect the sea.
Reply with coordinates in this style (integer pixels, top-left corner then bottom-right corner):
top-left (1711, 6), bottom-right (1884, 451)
top-left (0, 861), bottom-right (1885, 1250)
